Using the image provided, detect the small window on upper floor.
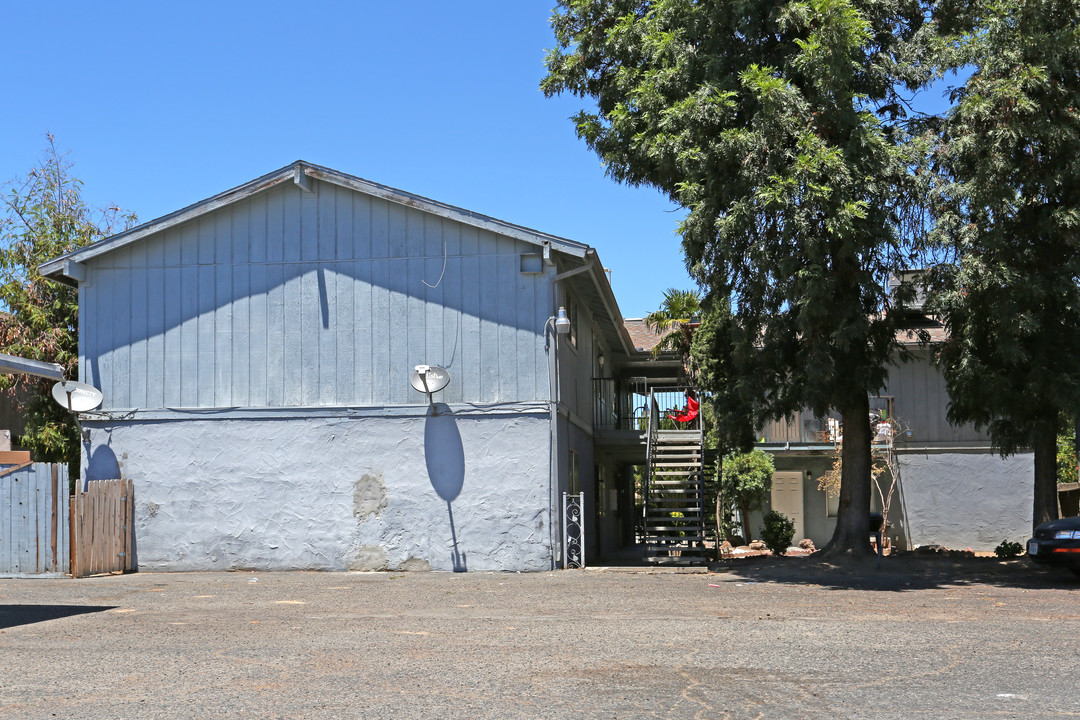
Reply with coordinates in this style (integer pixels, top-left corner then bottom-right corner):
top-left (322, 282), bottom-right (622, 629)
top-left (566, 293), bottom-right (578, 348)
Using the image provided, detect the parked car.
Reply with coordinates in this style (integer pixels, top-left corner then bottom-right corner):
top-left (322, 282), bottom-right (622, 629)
top-left (1027, 516), bottom-right (1080, 577)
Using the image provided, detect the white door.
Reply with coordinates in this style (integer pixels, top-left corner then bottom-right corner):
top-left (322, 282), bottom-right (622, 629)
top-left (770, 472), bottom-right (805, 542)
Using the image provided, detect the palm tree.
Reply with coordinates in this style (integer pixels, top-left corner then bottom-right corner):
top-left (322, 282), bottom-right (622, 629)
top-left (644, 288), bottom-right (701, 376)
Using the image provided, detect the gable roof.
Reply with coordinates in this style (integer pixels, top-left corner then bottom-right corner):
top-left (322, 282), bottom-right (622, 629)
top-left (39, 160), bottom-right (590, 282)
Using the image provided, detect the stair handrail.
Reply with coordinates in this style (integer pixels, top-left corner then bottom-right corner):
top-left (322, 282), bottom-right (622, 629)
top-left (642, 388), bottom-right (659, 538)
top-left (696, 388), bottom-right (706, 539)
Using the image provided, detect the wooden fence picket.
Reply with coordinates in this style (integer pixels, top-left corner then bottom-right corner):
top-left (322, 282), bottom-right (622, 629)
top-left (0, 463), bottom-right (69, 576)
top-left (72, 478), bottom-right (133, 578)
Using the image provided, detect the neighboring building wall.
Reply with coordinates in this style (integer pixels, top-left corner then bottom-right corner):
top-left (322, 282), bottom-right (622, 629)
top-left (84, 405), bottom-right (554, 572)
top-left (763, 453), bottom-right (909, 549)
top-left (883, 348), bottom-right (992, 445)
top-left (754, 349), bottom-right (1029, 551)
top-left (78, 179), bottom-right (554, 411)
top-left (0, 391), bottom-right (26, 442)
top-left (896, 450), bottom-right (1033, 551)
top-left (768, 457), bottom-right (830, 545)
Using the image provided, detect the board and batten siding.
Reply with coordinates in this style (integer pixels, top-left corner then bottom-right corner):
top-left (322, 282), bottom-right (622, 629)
top-left (80, 180), bottom-right (553, 410)
top-left (882, 348), bottom-right (991, 445)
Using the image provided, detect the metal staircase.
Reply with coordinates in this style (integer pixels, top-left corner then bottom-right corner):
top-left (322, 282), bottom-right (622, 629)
top-left (642, 389), bottom-right (707, 564)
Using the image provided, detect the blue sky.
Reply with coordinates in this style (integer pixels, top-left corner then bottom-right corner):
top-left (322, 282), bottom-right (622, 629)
top-left (0, 1), bottom-right (691, 319)
top-left (1, 3), bottom-right (962, 319)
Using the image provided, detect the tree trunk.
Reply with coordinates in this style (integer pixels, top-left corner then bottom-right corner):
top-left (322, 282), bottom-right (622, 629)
top-left (819, 394), bottom-right (874, 557)
top-left (1033, 421), bottom-right (1059, 530)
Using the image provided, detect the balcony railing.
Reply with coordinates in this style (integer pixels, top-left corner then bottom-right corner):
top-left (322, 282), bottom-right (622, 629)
top-left (760, 397), bottom-right (896, 445)
top-left (592, 378), bottom-right (635, 431)
top-left (593, 380), bottom-right (701, 432)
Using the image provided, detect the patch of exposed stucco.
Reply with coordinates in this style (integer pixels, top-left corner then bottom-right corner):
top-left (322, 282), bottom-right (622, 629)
top-left (398, 557), bottom-right (432, 572)
top-left (353, 473), bottom-right (387, 520)
top-left (349, 545), bottom-right (389, 571)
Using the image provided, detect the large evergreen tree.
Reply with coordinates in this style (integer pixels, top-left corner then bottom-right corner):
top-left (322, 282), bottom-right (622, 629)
top-left (0, 138), bottom-right (134, 470)
top-left (543, 0), bottom-right (934, 555)
top-left (927, 0), bottom-right (1080, 529)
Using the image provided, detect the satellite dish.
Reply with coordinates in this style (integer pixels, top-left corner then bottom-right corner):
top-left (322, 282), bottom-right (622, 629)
top-left (51, 381), bottom-right (103, 412)
top-left (410, 365), bottom-right (451, 395)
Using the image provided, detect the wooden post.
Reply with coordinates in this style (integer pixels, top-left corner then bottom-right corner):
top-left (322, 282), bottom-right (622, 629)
top-left (69, 494), bottom-right (76, 578)
top-left (50, 465), bottom-right (58, 572)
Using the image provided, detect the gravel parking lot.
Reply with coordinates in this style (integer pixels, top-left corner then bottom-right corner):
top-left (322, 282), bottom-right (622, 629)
top-left (1, 556), bottom-right (1077, 719)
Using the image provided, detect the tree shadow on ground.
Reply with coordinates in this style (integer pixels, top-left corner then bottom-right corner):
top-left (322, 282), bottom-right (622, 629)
top-left (707, 553), bottom-right (1080, 591)
top-left (0, 604), bottom-right (117, 630)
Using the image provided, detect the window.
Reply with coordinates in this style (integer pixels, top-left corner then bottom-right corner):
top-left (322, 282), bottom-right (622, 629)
top-left (826, 487), bottom-right (840, 518)
top-left (566, 293), bottom-right (578, 348)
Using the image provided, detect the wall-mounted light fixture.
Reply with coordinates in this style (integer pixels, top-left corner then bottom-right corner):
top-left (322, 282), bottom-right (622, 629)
top-left (554, 306), bottom-right (571, 335)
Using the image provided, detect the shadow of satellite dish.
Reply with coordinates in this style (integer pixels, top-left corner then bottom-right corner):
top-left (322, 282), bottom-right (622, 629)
top-left (424, 403), bottom-right (465, 502)
top-left (86, 444), bottom-right (121, 482)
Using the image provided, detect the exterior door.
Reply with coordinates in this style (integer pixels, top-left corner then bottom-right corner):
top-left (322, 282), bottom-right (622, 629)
top-left (770, 472), bottom-right (805, 542)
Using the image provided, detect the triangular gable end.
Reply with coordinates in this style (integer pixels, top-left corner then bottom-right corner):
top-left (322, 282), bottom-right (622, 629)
top-left (39, 161), bottom-right (590, 283)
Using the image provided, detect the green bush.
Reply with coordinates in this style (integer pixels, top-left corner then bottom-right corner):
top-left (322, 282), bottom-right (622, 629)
top-left (720, 449), bottom-right (775, 543)
top-left (994, 540), bottom-right (1024, 559)
top-left (760, 511), bottom-right (796, 556)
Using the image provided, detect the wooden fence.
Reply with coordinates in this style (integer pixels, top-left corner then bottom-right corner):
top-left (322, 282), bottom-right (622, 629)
top-left (72, 478), bottom-right (134, 578)
top-left (0, 463), bottom-right (70, 576)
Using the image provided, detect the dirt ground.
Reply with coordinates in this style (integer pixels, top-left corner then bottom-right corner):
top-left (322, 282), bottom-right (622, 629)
top-left (705, 548), bottom-right (1078, 590)
top-left (1, 555), bottom-right (1077, 719)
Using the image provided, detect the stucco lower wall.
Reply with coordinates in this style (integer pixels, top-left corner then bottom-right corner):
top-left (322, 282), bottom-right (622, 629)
top-left (81, 407), bottom-right (554, 572)
top-left (897, 450), bottom-right (1033, 551)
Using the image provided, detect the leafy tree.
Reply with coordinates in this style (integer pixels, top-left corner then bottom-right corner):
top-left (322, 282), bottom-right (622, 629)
top-left (0, 138), bottom-right (134, 472)
top-left (926, 0), bottom-right (1080, 528)
top-left (544, 0), bottom-right (935, 555)
top-left (644, 287), bottom-right (700, 374)
top-left (1056, 424), bottom-right (1077, 486)
top-left (719, 448), bottom-right (775, 543)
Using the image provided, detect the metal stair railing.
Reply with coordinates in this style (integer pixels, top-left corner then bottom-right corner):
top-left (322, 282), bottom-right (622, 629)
top-left (643, 386), bottom-right (707, 564)
top-left (641, 389), bottom-right (659, 551)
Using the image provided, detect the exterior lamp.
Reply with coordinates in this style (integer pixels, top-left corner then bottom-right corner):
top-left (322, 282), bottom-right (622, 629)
top-left (555, 306), bottom-right (571, 335)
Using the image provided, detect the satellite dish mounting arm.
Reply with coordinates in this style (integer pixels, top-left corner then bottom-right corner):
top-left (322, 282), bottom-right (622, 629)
top-left (0, 352), bottom-right (65, 382)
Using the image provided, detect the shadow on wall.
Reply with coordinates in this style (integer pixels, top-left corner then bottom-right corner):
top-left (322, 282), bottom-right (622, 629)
top-left (425, 403), bottom-right (466, 572)
top-left (86, 443), bottom-right (121, 484)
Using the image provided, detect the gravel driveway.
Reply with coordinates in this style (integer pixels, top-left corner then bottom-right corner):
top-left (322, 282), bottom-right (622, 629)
top-left (1, 556), bottom-right (1077, 719)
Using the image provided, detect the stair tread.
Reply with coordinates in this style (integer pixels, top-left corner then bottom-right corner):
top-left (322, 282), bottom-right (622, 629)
top-left (643, 547), bottom-right (707, 552)
top-left (645, 527), bottom-right (705, 532)
top-left (648, 494), bottom-right (703, 499)
top-left (646, 509), bottom-right (702, 514)
top-left (648, 483), bottom-right (702, 488)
